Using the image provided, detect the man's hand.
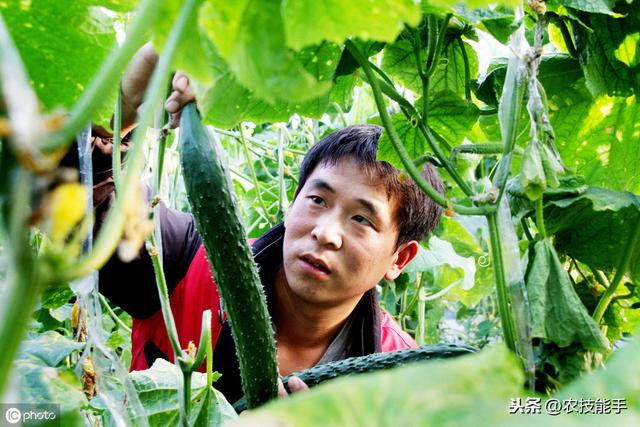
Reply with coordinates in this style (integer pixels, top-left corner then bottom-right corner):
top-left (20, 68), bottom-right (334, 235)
top-left (118, 43), bottom-right (196, 134)
top-left (277, 376), bottom-right (309, 397)
top-left (164, 71), bottom-right (195, 125)
top-left (119, 42), bottom-right (158, 134)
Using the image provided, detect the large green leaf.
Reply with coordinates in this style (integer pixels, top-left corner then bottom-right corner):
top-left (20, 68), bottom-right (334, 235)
top-left (16, 358), bottom-right (87, 427)
top-left (526, 239), bottom-right (609, 351)
top-left (476, 54), bottom-right (584, 107)
top-left (553, 0), bottom-right (617, 15)
top-left (555, 96), bottom-right (640, 193)
top-left (382, 32), bottom-right (479, 99)
top-left (376, 112), bottom-right (425, 170)
top-left (572, 2), bottom-right (640, 98)
top-left (151, 0), bottom-right (216, 84)
top-left (436, 215), bottom-right (495, 306)
top-left (428, 91), bottom-right (480, 145)
top-left (234, 345), bottom-right (524, 426)
top-left (556, 328), bottom-right (640, 412)
top-left (1, 0), bottom-right (124, 127)
top-left (18, 331), bottom-right (85, 367)
top-left (544, 186), bottom-right (640, 282)
top-left (129, 359), bottom-right (236, 426)
top-left (377, 92), bottom-right (478, 169)
top-left (283, 0), bottom-right (421, 50)
top-left (405, 236), bottom-right (479, 306)
top-left (200, 42), bottom-right (342, 127)
top-left (199, 0), bottom-right (331, 103)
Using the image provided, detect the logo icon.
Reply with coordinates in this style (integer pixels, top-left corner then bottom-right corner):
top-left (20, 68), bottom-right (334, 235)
top-left (5, 407), bottom-right (21, 424)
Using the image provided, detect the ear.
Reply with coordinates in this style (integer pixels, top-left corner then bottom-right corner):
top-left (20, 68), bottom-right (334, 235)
top-left (384, 240), bottom-right (420, 281)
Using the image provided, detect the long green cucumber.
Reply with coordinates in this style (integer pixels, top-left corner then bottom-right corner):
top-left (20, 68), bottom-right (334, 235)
top-left (178, 103), bottom-right (278, 408)
top-left (233, 344), bottom-right (476, 412)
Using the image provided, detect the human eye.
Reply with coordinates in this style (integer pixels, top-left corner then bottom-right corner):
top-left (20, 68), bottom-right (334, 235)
top-left (352, 214), bottom-right (373, 227)
top-left (307, 195), bottom-right (326, 206)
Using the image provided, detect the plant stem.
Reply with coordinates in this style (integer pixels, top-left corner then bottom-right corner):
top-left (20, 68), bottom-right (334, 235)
top-left (592, 217), bottom-right (640, 323)
top-left (556, 18), bottom-right (578, 58)
top-left (589, 267), bottom-right (610, 289)
top-left (206, 321), bottom-right (214, 390)
top-left (181, 370), bottom-right (192, 427)
top-left (277, 127), bottom-right (288, 219)
top-left (99, 293), bottom-right (132, 334)
top-left (42, 0), bottom-right (159, 152)
top-left (487, 212), bottom-right (517, 352)
top-left (535, 198), bottom-right (546, 238)
top-left (191, 310), bottom-right (212, 371)
top-left (0, 168), bottom-right (48, 397)
top-left (238, 124), bottom-right (272, 226)
top-left (457, 37), bottom-right (472, 103)
top-left (417, 122), bottom-right (474, 196)
top-left (59, 0), bottom-right (198, 282)
top-left (146, 239), bottom-right (182, 357)
top-left (112, 89), bottom-right (122, 193)
top-left (426, 14), bottom-right (452, 78)
top-left (348, 42), bottom-right (489, 214)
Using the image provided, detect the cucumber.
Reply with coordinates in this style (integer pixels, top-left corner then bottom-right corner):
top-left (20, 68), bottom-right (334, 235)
top-left (233, 344), bottom-right (476, 412)
top-left (179, 103), bottom-right (278, 408)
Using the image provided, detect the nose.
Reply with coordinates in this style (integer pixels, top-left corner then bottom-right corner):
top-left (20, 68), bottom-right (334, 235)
top-left (311, 214), bottom-right (343, 250)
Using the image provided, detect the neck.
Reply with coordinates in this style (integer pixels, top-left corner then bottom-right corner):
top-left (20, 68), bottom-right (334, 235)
top-left (272, 266), bottom-right (358, 350)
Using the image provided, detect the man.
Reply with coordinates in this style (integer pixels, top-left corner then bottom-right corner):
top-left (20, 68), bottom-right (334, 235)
top-left (96, 45), bottom-right (444, 403)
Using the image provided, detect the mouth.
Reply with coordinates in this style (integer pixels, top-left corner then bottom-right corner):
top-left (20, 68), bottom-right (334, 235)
top-left (299, 255), bottom-right (331, 275)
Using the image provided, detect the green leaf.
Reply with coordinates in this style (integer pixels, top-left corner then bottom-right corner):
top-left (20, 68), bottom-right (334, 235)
top-left (151, 0), bottom-right (217, 84)
top-left (431, 39), bottom-right (479, 98)
top-left (382, 32), bottom-right (478, 100)
top-left (572, 3), bottom-right (640, 97)
top-left (40, 285), bottom-right (74, 309)
top-left (552, 0), bottom-right (617, 15)
top-left (555, 96), bottom-right (640, 193)
top-left (428, 91), bottom-right (480, 145)
top-left (376, 92), bottom-right (478, 170)
top-left (283, 0), bottom-right (421, 50)
top-left (476, 54), bottom-right (584, 107)
top-left (544, 186), bottom-right (640, 283)
top-left (436, 216), bottom-right (495, 306)
top-left (556, 330), bottom-right (640, 413)
top-left (1, 0), bottom-right (121, 127)
top-left (405, 236), bottom-right (482, 306)
top-left (19, 331), bottom-right (84, 367)
top-left (381, 37), bottom-right (422, 94)
top-left (16, 359), bottom-right (87, 427)
top-left (526, 239), bottom-right (609, 351)
top-left (130, 359), bottom-right (235, 426)
top-left (200, 42), bottom-right (341, 128)
top-left (376, 112), bottom-right (424, 170)
top-left (233, 345), bottom-right (524, 427)
top-left (199, 0), bottom-right (331, 103)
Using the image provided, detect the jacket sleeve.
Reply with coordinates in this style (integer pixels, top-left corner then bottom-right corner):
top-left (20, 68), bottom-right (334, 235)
top-left (62, 132), bottom-right (202, 319)
top-left (98, 203), bottom-right (202, 319)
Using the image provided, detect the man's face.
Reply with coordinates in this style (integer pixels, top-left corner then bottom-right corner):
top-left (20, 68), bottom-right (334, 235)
top-left (282, 158), bottom-right (417, 309)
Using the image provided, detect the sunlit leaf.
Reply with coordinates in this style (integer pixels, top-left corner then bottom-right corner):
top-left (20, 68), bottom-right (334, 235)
top-left (283, 0), bottom-right (421, 50)
top-left (1, 0), bottom-right (123, 127)
top-left (199, 0), bottom-right (331, 103)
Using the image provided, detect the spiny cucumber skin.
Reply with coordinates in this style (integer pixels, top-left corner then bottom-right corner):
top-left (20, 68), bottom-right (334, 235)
top-left (233, 344), bottom-right (476, 412)
top-left (179, 103), bottom-right (278, 408)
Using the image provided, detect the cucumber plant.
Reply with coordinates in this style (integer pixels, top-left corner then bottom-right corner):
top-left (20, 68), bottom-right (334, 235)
top-left (1, 0), bottom-right (639, 425)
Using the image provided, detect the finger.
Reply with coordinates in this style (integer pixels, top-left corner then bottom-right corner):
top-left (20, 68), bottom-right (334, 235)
top-left (277, 378), bottom-right (287, 397)
top-left (165, 92), bottom-right (181, 113)
top-left (287, 376), bottom-right (309, 393)
top-left (172, 72), bottom-right (190, 93)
